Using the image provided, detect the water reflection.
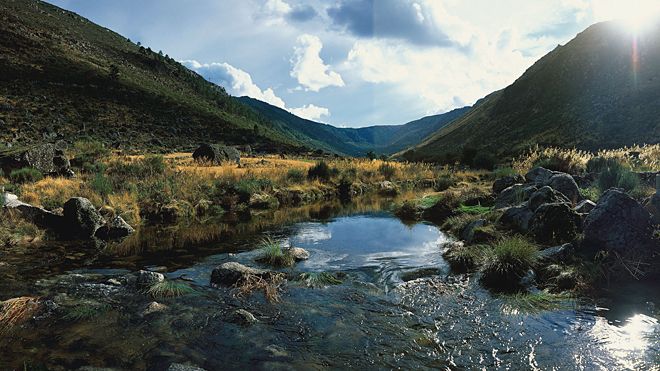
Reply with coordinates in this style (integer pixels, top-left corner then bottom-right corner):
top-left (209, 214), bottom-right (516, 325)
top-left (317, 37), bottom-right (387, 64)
top-left (590, 313), bottom-right (659, 370)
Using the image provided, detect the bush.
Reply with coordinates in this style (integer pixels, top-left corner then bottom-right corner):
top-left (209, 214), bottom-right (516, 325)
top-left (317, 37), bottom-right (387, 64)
top-left (596, 160), bottom-right (640, 194)
top-left (378, 163), bottom-right (397, 180)
top-left (308, 161), bottom-right (332, 182)
top-left (286, 169), bottom-right (306, 183)
top-left (472, 152), bottom-right (496, 170)
top-left (480, 236), bottom-right (539, 290)
top-left (534, 154), bottom-right (583, 174)
top-left (9, 168), bottom-right (43, 184)
top-left (434, 175), bottom-right (455, 191)
top-left (586, 156), bottom-right (619, 173)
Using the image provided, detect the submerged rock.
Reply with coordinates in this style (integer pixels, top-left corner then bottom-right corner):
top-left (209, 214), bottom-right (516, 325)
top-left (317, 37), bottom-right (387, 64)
top-left (289, 247), bottom-right (310, 261)
top-left (63, 197), bottom-right (105, 238)
top-left (232, 309), bottom-right (259, 325)
top-left (210, 262), bottom-right (267, 286)
top-left (167, 363), bottom-right (207, 371)
top-left (583, 189), bottom-right (655, 253)
top-left (142, 301), bottom-right (168, 316)
top-left (135, 270), bottom-right (165, 288)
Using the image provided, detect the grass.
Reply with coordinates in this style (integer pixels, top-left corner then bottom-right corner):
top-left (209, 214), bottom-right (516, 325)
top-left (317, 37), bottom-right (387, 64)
top-left (298, 272), bottom-right (343, 288)
top-left (442, 213), bottom-right (482, 236)
top-left (9, 168), bottom-right (43, 184)
top-left (63, 303), bottom-right (111, 321)
top-left (255, 238), bottom-right (295, 268)
top-left (443, 244), bottom-right (488, 272)
top-left (500, 291), bottom-right (572, 314)
top-left (233, 273), bottom-right (286, 303)
top-left (146, 280), bottom-right (196, 299)
top-left (480, 236), bottom-right (539, 290)
top-left (0, 209), bottom-right (44, 246)
top-left (0, 296), bottom-right (41, 333)
top-left (457, 203), bottom-right (493, 215)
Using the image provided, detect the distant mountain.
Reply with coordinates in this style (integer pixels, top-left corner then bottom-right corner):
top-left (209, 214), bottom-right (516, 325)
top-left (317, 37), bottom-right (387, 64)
top-left (0, 0), bottom-right (304, 152)
top-left (239, 96), bottom-right (469, 156)
top-left (403, 21), bottom-right (660, 162)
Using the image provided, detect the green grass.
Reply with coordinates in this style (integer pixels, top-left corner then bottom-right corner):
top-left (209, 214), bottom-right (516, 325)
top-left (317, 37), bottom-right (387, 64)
top-left (298, 272), bottom-right (343, 288)
top-left (417, 195), bottom-right (443, 209)
top-left (480, 236), bottom-right (539, 290)
top-left (256, 237), bottom-right (295, 267)
top-left (500, 291), bottom-right (572, 314)
top-left (63, 303), bottom-right (111, 321)
top-left (442, 213), bottom-right (482, 236)
top-left (9, 168), bottom-right (43, 184)
top-left (579, 187), bottom-right (601, 202)
top-left (457, 204), bottom-right (493, 215)
top-left (146, 280), bottom-right (196, 299)
top-left (443, 244), bottom-right (488, 272)
top-left (493, 167), bottom-right (518, 178)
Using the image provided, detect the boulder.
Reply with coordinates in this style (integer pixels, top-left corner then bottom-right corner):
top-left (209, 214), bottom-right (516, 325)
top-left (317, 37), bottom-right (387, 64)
top-left (0, 143), bottom-right (73, 176)
top-left (289, 247), bottom-right (310, 261)
top-left (525, 167), bottom-right (555, 185)
top-left (460, 219), bottom-right (486, 243)
top-left (583, 189), bottom-right (655, 252)
top-left (528, 186), bottom-right (571, 211)
top-left (530, 202), bottom-right (581, 245)
top-left (135, 270), bottom-right (165, 287)
top-left (192, 144), bottom-right (241, 165)
top-left (499, 203), bottom-right (534, 233)
top-left (547, 173), bottom-right (580, 204)
top-left (575, 199), bottom-right (596, 214)
top-left (539, 243), bottom-right (575, 264)
top-left (2, 192), bottom-right (63, 229)
top-left (63, 197), bottom-right (105, 238)
top-left (210, 262), bottom-right (267, 286)
top-left (495, 184), bottom-right (537, 209)
top-left (492, 174), bottom-right (525, 194)
top-left (377, 181), bottom-right (399, 196)
top-left (95, 216), bottom-right (135, 240)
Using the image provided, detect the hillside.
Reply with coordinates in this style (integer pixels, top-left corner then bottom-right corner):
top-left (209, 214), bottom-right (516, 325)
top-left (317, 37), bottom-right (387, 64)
top-left (0, 0), bottom-right (304, 153)
top-left (403, 21), bottom-right (660, 162)
top-left (239, 96), bottom-right (469, 156)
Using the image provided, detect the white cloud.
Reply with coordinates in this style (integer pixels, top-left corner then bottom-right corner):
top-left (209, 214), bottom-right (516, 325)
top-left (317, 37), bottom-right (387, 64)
top-left (182, 59), bottom-right (331, 122)
top-left (290, 34), bottom-right (345, 92)
top-left (290, 104), bottom-right (330, 121)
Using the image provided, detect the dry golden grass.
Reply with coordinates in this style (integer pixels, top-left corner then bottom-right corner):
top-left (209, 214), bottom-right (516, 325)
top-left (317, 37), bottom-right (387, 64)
top-left (0, 209), bottom-right (45, 246)
top-left (20, 177), bottom-right (82, 209)
top-left (107, 191), bottom-right (141, 225)
top-left (233, 273), bottom-right (286, 303)
top-left (0, 296), bottom-right (41, 333)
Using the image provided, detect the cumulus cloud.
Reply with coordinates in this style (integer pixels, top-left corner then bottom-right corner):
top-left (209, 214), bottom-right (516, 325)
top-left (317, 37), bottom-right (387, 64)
top-left (290, 34), bottom-right (345, 92)
top-left (258, 0), bottom-right (317, 24)
top-left (182, 60), bottom-right (330, 121)
top-left (289, 104), bottom-right (330, 121)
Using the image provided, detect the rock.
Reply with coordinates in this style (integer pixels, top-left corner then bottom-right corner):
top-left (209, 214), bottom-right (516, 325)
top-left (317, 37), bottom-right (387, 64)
top-left (135, 270), bottom-right (165, 287)
top-left (525, 167), bottom-right (555, 185)
top-left (421, 199), bottom-right (453, 223)
top-left (249, 193), bottom-right (279, 209)
top-left (530, 202), bottom-right (581, 245)
top-left (2, 192), bottom-right (63, 229)
top-left (528, 186), bottom-right (570, 211)
top-left (539, 243), bottom-right (575, 264)
top-left (377, 181), bottom-right (399, 196)
top-left (400, 267), bottom-right (441, 281)
top-left (142, 301), bottom-right (168, 316)
top-left (192, 144), bottom-right (241, 165)
top-left (492, 174), bottom-right (525, 194)
top-left (63, 197), bottom-right (105, 238)
top-left (548, 173), bottom-right (580, 204)
top-left (289, 247), bottom-right (310, 261)
top-left (575, 199), bottom-right (596, 214)
top-left (495, 184), bottom-right (537, 209)
top-left (167, 363), bottom-right (207, 371)
top-left (573, 173), bottom-right (597, 189)
top-left (460, 219), bottom-right (486, 243)
top-left (583, 189), bottom-right (655, 253)
top-left (210, 262), bottom-right (267, 286)
top-left (499, 203), bottom-right (534, 233)
top-left (0, 143), bottom-right (73, 176)
top-left (94, 216), bottom-right (135, 240)
top-left (232, 309), bottom-right (259, 325)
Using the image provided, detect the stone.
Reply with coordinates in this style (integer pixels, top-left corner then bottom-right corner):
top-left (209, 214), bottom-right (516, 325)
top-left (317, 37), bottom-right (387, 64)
top-left (95, 216), bottom-right (135, 240)
top-left (460, 219), bottom-right (486, 243)
top-left (495, 184), bottom-right (537, 209)
top-left (499, 203), bottom-right (534, 233)
top-left (210, 262), bottom-right (267, 286)
top-left (249, 193), bottom-right (279, 209)
top-left (135, 270), bottom-right (165, 287)
top-left (289, 247), bottom-right (310, 261)
top-left (530, 202), bottom-right (581, 245)
top-left (548, 173), bottom-right (580, 204)
top-left (539, 243), bottom-right (575, 264)
top-left (528, 186), bottom-right (571, 211)
top-left (232, 309), bottom-right (259, 325)
top-left (63, 197), bottom-right (105, 238)
top-left (525, 167), bottom-right (555, 185)
top-left (492, 174), bottom-right (525, 194)
top-left (377, 181), bottom-right (399, 196)
top-left (2, 192), bottom-right (63, 229)
top-left (142, 301), bottom-right (168, 316)
top-left (583, 189), bottom-right (655, 253)
top-left (575, 199), bottom-right (597, 214)
top-left (192, 144), bottom-right (240, 165)
top-left (167, 364), bottom-right (207, 371)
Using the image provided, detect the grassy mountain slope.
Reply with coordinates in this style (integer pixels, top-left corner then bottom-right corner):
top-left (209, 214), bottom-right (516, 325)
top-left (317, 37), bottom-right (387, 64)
top-left (239, 96), bottom-right (469, 156)
top-left (0, 0), bottom-right (304, 152)
top-left (404, 21), bottom-right (660, 162)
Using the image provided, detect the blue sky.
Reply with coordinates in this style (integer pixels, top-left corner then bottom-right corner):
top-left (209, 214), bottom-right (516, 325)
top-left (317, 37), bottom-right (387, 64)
top-left (45, 0), bottom-right (657, 127)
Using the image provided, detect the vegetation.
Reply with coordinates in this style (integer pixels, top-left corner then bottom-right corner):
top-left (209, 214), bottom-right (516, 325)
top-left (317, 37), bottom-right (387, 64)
top-left (0, 297), bottom-right (41, 333)
top-left (307, 161), bottom-right (332, 182)
top-left (298, 272), bottom-right (343, 288)
top-left (0, 209), bottom-right (44, 246)
top-left (480, 236), bottom-right (539, 290)
top-left (234, 273), bottom-right (286, 303)
top-left (147, 280), bottom-right (196, 299)
top-left (9, 168), bottom-right (43, 184)
top-left (63, 303), bottom-right (111, 321)
top-left (500, 291), bottom-right (572, 314)
top-left (443, 244), bottom-right (488, 273)
top-left (256, 238), bottom-right (296, 267)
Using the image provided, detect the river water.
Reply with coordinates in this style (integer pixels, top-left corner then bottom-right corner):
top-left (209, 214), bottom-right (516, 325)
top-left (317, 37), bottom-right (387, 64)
top-left (0, 198), bottom-right (658, 370)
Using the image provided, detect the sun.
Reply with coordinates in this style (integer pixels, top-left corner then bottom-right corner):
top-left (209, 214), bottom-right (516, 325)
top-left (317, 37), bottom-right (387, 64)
top-left (593, 0), bottom-right (660, 32)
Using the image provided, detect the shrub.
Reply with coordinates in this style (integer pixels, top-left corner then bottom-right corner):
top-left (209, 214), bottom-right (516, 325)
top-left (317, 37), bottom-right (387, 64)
top-left (286, 169), bottom-right (306, 183)
top-left (493, 167), bottom-right (518, 178)
top-left (579, 187), bottom-right (601, 202)
top-left (596, 161), bottom-right (639, 194)
top-left (586, 156), bottom-right (619, 173)
top-left (298, 272), bottom-right (343, 288)
top-left (434, 175), bottom-right (455, 191)
top-left (378, 163), bottom-right (397, 180)
top-left (480, 236), bottom-right (539, 290)
top-left (457, 204), bottom-right (493, 215)
top-left (107, 155), bottom-right (167, 181)
top-left (9, 168), bottom-right (42, 184)
top-left (308, 161), bottom-right (332, 182)
top-left (255, 238), bottom-right (295, 267)
top-left (472, 152), bottom-right (496, 170)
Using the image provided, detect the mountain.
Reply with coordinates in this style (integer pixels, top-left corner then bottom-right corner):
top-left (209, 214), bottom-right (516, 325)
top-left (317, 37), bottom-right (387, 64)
top-left (403, 21), bottom-right (660, 162)
top-left (0, 0), bottom-right (305, 152)
top-left (239, 96), bottom-right (469, 156)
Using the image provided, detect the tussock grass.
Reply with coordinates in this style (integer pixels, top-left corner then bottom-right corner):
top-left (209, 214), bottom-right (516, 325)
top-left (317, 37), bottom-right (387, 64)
top-left (0, 296), bottom-right (41, 333)
top-left (234, 273), bottom-right (286, 303)
top-left (298, 272), bottom-right (343, 288)
top-left (63, 303), bottom-right (111, 321)
top-left (500, 291), bottom-right (572, 314)
top-left (146, 280), bottom-right (196, 299)
top-left (480, 236), bottom-right (539, 290)
top-left (256, 237), bottom-right (295, 267)
top-left (443, 244), bottom-right (488, 272)
top-left (442, 213), bottom-right (482, 236)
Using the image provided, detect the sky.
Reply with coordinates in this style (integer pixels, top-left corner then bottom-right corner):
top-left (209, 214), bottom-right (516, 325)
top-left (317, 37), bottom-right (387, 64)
top-left (45, 0), bottom-right (660, 127)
